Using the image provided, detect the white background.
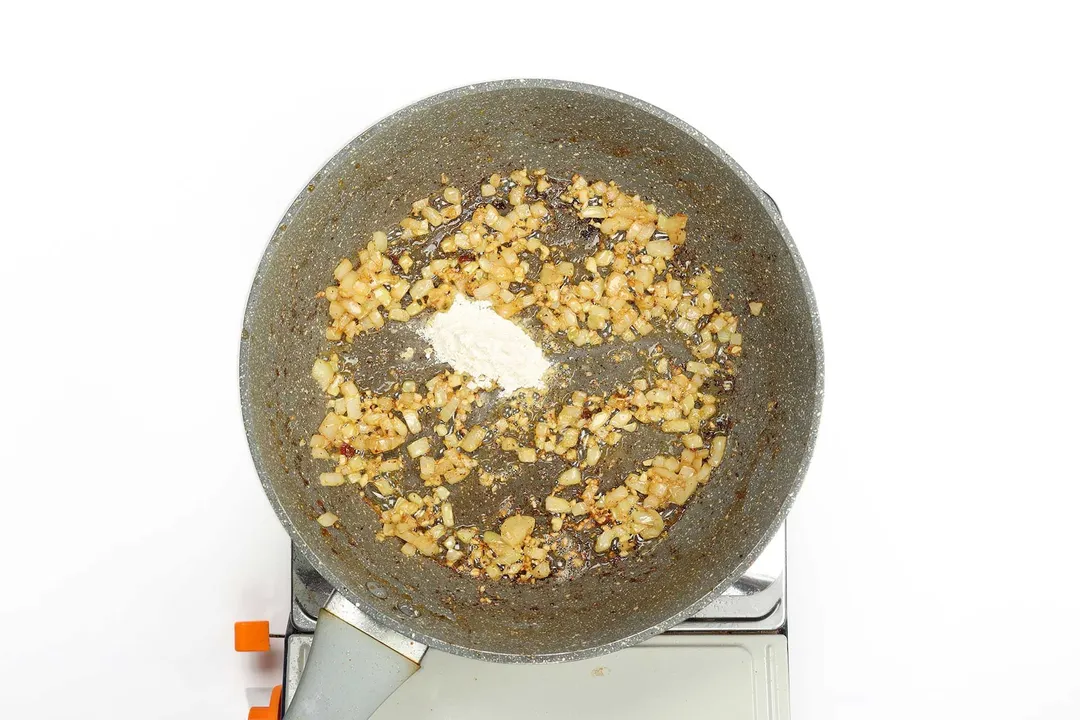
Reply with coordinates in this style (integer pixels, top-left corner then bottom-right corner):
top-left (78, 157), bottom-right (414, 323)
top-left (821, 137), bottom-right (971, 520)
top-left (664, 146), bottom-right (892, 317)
top-left (1, 2), bottom-right (1078, 718)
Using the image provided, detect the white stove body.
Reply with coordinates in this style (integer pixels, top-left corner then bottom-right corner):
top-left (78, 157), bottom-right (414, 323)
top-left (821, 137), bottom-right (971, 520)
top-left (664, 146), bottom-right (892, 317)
top-left (284, 527), bottom-right (789, 720)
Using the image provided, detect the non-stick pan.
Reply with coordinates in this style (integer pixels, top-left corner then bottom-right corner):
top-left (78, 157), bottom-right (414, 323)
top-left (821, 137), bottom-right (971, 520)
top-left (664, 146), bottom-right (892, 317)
top-left (240, 79), bottom-right (822, 717)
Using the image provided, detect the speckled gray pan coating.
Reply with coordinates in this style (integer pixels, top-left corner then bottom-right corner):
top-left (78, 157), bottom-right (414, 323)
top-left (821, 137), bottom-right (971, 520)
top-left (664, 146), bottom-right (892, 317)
top-left (240, 80), bottom-right (823, 663)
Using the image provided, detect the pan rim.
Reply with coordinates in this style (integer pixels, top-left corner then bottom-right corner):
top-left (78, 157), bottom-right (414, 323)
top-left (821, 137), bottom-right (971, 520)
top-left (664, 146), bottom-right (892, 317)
top-left (239, 77), bottom-right (824, 663)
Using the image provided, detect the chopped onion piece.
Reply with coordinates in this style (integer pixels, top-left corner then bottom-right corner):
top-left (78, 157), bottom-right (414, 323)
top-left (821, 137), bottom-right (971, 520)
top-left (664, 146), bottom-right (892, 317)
top-left (319, 472), bottom-right (345, 487)
top-left (545, 496), bottom-right (572, 514)
top-left (406, 437), bottom-right (431, 457)
top-left (557, 467), bottom-right (582, 486)
top-left (500, 515), bottom-right (535, 547)
top-left (709, 436), bottom-right (728, 467)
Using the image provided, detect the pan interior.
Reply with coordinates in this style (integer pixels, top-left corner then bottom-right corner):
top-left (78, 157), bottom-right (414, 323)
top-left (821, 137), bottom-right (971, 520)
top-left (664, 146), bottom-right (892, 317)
top-left (241, 81), bottom-right (821, 661)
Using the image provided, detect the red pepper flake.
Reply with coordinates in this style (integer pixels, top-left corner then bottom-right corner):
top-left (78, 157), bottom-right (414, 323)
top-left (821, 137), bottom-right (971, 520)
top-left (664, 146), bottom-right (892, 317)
top-left (339, 444), bottom-right (356, 458)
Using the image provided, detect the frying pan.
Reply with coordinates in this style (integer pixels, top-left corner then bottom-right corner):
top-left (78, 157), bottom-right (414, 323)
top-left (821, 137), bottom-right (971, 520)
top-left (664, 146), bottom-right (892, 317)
top-left (240, 79), bottom-right (822, 717)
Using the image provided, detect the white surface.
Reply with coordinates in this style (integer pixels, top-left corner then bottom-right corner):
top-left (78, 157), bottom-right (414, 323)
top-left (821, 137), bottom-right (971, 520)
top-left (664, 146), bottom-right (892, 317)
top-left (1, 3), bottom-right (1078, 719)
top-left (370, 635), bottom-right (788, 719)
top-left (420, 296), bottom-right (550, 394)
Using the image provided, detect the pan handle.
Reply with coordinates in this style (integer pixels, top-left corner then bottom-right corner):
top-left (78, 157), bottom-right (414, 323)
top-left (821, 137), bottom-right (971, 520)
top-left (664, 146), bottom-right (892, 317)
top-left (284, 591), bottom-right (427, 719)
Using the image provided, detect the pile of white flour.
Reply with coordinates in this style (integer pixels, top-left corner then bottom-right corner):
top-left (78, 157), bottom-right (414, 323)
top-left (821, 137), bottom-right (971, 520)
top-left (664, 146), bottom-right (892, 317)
top-left (419, 295), bottom-right (550, 394)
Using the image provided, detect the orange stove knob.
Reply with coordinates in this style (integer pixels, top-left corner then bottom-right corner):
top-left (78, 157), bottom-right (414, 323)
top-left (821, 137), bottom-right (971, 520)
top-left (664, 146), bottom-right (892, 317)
top-left (234, 621), bottom-right (271, 652)
top-left (248, 685), bottom-right (282, 720)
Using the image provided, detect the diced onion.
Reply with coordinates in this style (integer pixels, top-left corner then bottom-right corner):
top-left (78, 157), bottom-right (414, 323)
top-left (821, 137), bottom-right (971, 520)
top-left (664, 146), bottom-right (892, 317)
top-left (407, 437), bottom-right (431, 458)
top-left (557, 467), bottom-right (582, 486)
top-left (545, 496), bottom-right (572, 514)
top-left (311, 359), bottom-right (335, 392)
top-left (320, 472), bottom-right (345, 487)
top-left (305, 169), bottom-right (752, 581)
top-left (645, 240), bottom-right (674, 258)
top-left (709, 436), bottom-right (728, 467)
top-left (460, 426), bottom-right (486, 453)
top-left (500, 515), bottom-right (535, 547)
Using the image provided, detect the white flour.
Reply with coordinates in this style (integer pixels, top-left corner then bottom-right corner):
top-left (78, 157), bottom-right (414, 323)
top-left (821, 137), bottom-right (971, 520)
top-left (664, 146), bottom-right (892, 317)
top-left (419, 295), bottom-right (550, 394)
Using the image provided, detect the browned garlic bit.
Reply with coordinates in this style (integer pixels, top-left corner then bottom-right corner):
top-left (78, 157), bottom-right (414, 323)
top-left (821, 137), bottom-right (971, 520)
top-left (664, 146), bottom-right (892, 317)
top-left (306, 170), bottom-right (746, 583)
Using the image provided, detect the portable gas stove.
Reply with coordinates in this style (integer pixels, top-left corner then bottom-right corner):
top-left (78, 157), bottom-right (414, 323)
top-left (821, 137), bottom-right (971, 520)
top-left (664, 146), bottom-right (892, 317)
top-left (245, 524), bottom-right (789, 719)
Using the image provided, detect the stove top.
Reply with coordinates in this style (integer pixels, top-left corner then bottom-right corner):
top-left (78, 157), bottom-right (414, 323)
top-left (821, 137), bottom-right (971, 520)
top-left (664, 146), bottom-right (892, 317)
top-left (282, 526), bottom-right (788, 719)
